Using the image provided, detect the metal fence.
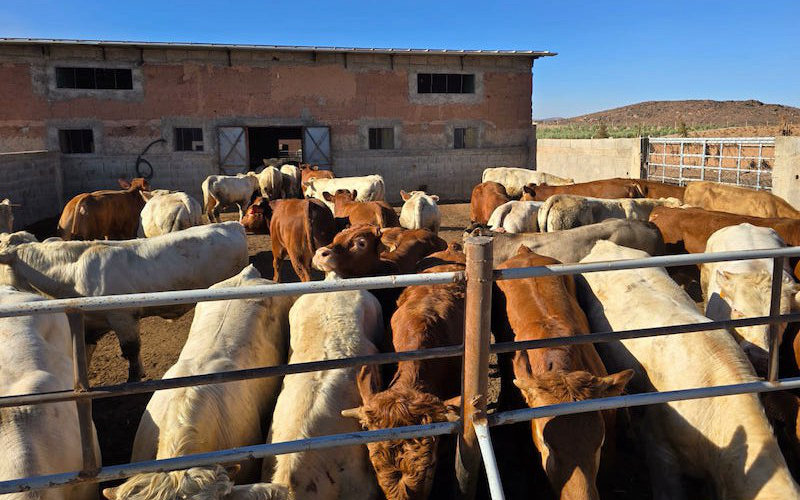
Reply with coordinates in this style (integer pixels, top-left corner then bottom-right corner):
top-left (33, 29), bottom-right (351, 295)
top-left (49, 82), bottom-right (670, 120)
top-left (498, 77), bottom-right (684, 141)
top-left (1, 240), bottom-right (800, 500)
top-left (646, 137), bottom-right (775, 190)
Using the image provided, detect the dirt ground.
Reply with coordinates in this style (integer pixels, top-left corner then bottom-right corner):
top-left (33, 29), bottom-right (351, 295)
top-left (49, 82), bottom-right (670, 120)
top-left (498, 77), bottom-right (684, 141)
top-left (68, 203), bottom-right (715, 498)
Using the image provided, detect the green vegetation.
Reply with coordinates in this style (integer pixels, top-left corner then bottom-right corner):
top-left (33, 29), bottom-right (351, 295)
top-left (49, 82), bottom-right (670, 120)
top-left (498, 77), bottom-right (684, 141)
top-left (595, 122), bottom-right (609, 138)
top-left (536, 123), bottom-right (719, 139)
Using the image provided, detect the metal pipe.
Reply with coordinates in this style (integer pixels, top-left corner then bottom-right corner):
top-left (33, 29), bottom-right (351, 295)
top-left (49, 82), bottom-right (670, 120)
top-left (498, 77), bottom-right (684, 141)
top-left (474, 420), bottom-right (506, 500)
top-left (68, 312), bottom-right (99, 476)
top-left (767, 257), bottom-right (785, 381)
top-left (0, 344), bottom-right (465, 409)
top-left (490, 312), bottom-right (800, 354)
top-left (0, 421), bottom-right (459, 494)
top-left (457, 236), bottom-right (493, 499)
top-left (494, 246), bottom-right (800, 283)
top-left (0, 271), bottom-right (463, 319)
top-left (488, 376), bottom-right (800, 427)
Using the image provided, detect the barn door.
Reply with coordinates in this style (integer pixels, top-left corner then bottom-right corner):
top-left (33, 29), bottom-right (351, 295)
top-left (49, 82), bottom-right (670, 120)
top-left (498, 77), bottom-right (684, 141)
top-left (218, 126), bottom-right (248, 174)
top-left (303, 126), bottom-right (331, 167)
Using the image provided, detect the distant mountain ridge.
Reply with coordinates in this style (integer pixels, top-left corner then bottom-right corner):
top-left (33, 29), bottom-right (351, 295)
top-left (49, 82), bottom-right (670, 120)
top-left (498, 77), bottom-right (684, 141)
top-left (538, 100), bottom-right (800, 126)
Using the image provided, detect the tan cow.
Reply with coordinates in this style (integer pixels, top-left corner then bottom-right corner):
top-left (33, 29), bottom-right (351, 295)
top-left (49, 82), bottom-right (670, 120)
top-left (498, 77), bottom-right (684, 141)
top-left (684, 181), bottom-right (800, 218)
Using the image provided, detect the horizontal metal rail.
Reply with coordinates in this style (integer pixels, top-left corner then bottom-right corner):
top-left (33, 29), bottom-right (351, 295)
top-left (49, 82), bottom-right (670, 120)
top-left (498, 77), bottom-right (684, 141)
top-left (488, 376), bottom-right (800, 427)
top-left (0, 422), bottom-right (460, 494)
top-left (649, 137), bottom-right (775, 144)
top-left (0, 271), bottom-right (462, 318)
top-left (1, 247), bottom-right (797, 321)
top-left (0, 344), bottom-right (465, 408)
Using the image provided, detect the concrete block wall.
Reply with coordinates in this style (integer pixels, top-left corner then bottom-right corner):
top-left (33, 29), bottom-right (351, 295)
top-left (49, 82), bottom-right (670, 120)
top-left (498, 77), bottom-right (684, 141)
top-left (335, 147), bottom-right (528, 203)
top-left (536, 138), bottom-right (644, 181)
top-left (772, 137), bottom-right (800, 209)
top-left (0, 150), bottom-right (62, 229)
top-left (61, 153), bottom-right (215, 202)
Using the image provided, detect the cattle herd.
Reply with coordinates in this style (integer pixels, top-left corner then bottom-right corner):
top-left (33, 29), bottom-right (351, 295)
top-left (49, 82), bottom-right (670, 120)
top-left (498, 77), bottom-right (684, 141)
top-left (4, 163), bottom-right (800, 499)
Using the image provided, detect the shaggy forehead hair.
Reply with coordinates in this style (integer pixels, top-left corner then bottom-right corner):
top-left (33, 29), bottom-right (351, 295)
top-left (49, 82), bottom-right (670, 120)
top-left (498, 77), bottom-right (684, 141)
top-left (521, 370), bottom-right (615, 403)
top-left (110, 465), bottom-right (233, 500)
top-left (358, 387), bottom-right (451, 500)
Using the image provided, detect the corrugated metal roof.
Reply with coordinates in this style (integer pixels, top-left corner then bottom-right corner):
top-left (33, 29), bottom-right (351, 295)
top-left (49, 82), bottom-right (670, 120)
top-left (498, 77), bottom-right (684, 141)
top-left (0, 38), bottom-right (556, 58)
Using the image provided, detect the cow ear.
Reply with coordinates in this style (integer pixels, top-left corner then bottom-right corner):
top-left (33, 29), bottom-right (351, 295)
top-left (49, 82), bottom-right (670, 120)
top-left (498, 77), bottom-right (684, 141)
top-left (322, 192), bottom-right (333, 202)
top-left (400, 190), bottom-right (411, 201)
top-left (598, 369), bottom-right (634, 398)
top-left (516, 244), bottom-right (531, 255)
top-left (431, 195), bottom-right (440, 202)
top-left (443, 395), bottom-right (462, 422)
top-left (118, 178), bottom-right (131, 189)
top-left (102, 487), bottom-right (118, 500)
top-left (224, 464), bottom-right (241, 479)
top-left (522, 184), bottom-right (535, 195)
top-left (356, 364), bottom-right (381, 403)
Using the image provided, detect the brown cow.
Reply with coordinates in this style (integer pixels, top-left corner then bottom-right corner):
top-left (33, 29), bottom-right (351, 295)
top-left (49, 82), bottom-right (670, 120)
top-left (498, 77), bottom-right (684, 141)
top-left (470, 181), bottom-right (510, 224)
top-left (684, 181), bottom-right (800, 218)
top-left (269, 198), bottom-right (335, 282)
top-left (649, 205), bottom-right (800, 254)
top-left (342, 262), bottom-right (464, 500)
top-left (322, 189), bottom-right (400, 228)
top-left (299, 163), bottom-right (335, 184)
top-left (625, 179), bottom-right (686, 201)
top-left (57, 178), bottom-right (151, 240)
top-left (522, 179), bottom-right (645, 201)
top-left (416, 241), bottom-right (465, 271)
top-left (240, 197), bottom-right (270, 234)
top-left (495, 246), bottom-right (633, 499)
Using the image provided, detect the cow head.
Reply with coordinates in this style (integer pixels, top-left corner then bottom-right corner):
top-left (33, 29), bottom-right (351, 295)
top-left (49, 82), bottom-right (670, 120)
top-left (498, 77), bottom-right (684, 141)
top-left (342, 365), bottom-right (459, 500)
top-left (102, 464), bottom-right (240, 500)
top-left (626, 183), bottom-right (645, 198)
top-left (312, 224), bottom-right (387, 277)
top-left (521, 184), bottom-right (536, 201)
top-left (401, 190), bottom-right (439, 203)
top-left (0, 231), bottom-right (38, 264)
top-left (512, 353), bottom-right (633, 500)
top-left (118, 178), bottom-right (151, 192)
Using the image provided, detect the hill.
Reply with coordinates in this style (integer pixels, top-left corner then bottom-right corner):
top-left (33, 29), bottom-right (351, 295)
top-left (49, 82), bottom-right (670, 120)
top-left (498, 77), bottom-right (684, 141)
top-left (540, 100), bottom-right (800, 127)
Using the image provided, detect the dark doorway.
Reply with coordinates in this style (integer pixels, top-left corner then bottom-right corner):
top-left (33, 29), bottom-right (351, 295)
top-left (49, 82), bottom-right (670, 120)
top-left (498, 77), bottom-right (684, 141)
top-left (247, 127), bottom-right (303, 169)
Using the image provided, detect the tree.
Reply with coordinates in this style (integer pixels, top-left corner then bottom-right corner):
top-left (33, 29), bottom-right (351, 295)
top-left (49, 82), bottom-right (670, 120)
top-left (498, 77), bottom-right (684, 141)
top-left (780, 116), bottom-right (792, 136)
top-left (678, 121), bottom-right (688, 137)
top-left (596, 122), bottom-right (609, 139)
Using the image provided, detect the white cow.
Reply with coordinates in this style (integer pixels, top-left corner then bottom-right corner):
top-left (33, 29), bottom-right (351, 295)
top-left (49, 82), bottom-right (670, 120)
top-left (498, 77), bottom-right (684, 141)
top-left (303, 175), bottom-right (385, 211)
top-left (0, 286), bottom-right (101, 500)
top-left (202, 173), bottom-right (260, 222)
top-left (280, 164), bottom-right (302, 199)
top-left (138, 190), bottom-right (203, 237)
top-left (701, 223), bottom-right (800, 375)
top-left (399, 190), bottom-right (441, 234)
top-left (481, 167), bottom-right (573, 198)
top-left (264, 288), bottom-right (383, 499)
top-left (487, 200), bottom-right (543, 233)
top-left (0, 198), bottom-right (15, 233)
top-left (580, 240), bottom-right (800, 500)
top-left (0, 222), bottom-right (248, 382)
top-left (537, 194), bottom-right (682, 232)
top-left (258, 165), bottom-right (284, 200)
top-left (103, 265), bottom-right (293, 500)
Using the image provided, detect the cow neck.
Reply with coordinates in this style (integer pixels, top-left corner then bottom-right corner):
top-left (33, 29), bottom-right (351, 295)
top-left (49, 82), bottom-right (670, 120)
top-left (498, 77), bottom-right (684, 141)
top-left (9, 243), bottom-right (85, 298)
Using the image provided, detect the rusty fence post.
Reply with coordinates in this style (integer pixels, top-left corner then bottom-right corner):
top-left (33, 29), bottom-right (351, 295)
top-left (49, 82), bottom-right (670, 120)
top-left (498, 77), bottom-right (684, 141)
top-left (68, 311), bottom-right (100, 476)
top-left (457, 236), bottom-right (493, 499)
top-left (767, 257), bottom-right (785, 382)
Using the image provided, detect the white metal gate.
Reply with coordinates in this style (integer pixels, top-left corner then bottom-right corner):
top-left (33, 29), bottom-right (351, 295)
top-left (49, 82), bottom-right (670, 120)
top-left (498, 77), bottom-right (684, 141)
top-left (303, 126), bottom-right (331, 167)
top-left (218, 127), bottom-right (248, 174)
top-left (646, 137), bottom-right (775, 190)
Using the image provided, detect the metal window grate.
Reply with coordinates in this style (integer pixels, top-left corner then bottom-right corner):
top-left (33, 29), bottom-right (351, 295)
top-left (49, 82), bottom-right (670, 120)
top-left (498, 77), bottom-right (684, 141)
top-left (58, 129), bottom-right (94, 154)
top-left (174, 127), bottom-right (204, 151)
top-left (368, 127), bottom-right (394, 149)
top-left (417, 73), bottom-right (475, 94)
top-left (55, 67), bottom-right (133, 90)
top-left (646, 137), bottom-right (775, 191)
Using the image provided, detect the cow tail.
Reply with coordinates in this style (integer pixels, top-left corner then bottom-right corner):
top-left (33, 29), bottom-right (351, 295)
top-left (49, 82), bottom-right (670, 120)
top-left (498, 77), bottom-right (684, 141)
top-left (304, 201), bottom-right (316, 253)
top-left (537, 196), bottom-right (555, 232)
top-left (70, 197), bottom-right (87, 239)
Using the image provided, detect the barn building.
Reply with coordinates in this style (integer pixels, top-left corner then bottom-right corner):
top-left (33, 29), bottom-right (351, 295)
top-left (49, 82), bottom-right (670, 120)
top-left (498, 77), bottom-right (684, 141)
top-left (0, 38), bottom-right (554, 228)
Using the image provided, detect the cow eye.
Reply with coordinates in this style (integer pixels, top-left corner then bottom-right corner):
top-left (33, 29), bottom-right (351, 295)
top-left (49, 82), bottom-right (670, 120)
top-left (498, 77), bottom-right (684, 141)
top-left (355, 238), bottom-right (367, 249)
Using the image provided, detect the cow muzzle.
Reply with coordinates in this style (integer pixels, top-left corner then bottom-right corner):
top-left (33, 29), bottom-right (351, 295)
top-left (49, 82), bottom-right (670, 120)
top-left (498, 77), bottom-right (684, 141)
top-left (312, 247), bottom-right (334, 272)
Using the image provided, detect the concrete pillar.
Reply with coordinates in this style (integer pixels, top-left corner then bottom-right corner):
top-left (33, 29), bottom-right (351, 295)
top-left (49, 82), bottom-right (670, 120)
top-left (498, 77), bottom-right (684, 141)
top-left (772, 137), bottom-right (800, 209)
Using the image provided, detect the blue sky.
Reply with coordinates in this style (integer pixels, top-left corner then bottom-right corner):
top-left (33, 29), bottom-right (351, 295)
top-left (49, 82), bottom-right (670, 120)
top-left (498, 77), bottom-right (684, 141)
top-left (2, 1), bottom-right (798, 118)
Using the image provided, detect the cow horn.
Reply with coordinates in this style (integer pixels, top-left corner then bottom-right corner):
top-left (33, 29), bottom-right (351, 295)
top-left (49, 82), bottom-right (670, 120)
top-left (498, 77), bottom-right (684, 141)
top-left (341, 408), bottom-right (362, 419)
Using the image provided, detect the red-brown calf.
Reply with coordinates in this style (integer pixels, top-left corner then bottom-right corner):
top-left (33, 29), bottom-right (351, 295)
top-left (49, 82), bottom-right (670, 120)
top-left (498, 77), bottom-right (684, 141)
top-left (299, 163), bottom-right (335, 184)
top-left (470, 181), bottom-right (510, 224)
top-left (342, 262), bottom-right (465, 500)
top-left (58, 178), bottom-right (151, 240)
top-left (322, 189), bottom-right (400, 228)
top-left (523, 179), bottom-right (645, 201)
top-left (495, 246), bottom-right (633, 500)
top-left (269, 198), bottom-right (335, 282)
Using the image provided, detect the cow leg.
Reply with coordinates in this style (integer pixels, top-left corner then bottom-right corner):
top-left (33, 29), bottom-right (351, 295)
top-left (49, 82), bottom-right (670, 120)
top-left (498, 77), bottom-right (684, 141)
top-left (272, 239), bottom-right (285, 283)
top-left (289, 251), bottom-right (312, 282)
top-left (107, 312), bottom-right (144, 382)
top-left (639, 412), bottom-right (688, 500)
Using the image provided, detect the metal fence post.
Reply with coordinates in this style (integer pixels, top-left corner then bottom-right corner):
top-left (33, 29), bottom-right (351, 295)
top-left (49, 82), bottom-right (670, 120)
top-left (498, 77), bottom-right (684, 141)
top-left (767, 257), bottom-right (785, 382)
top-left (457, 236), bottom-right (493, 499)
top-left (68, 311), bottom-right (100, 476)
